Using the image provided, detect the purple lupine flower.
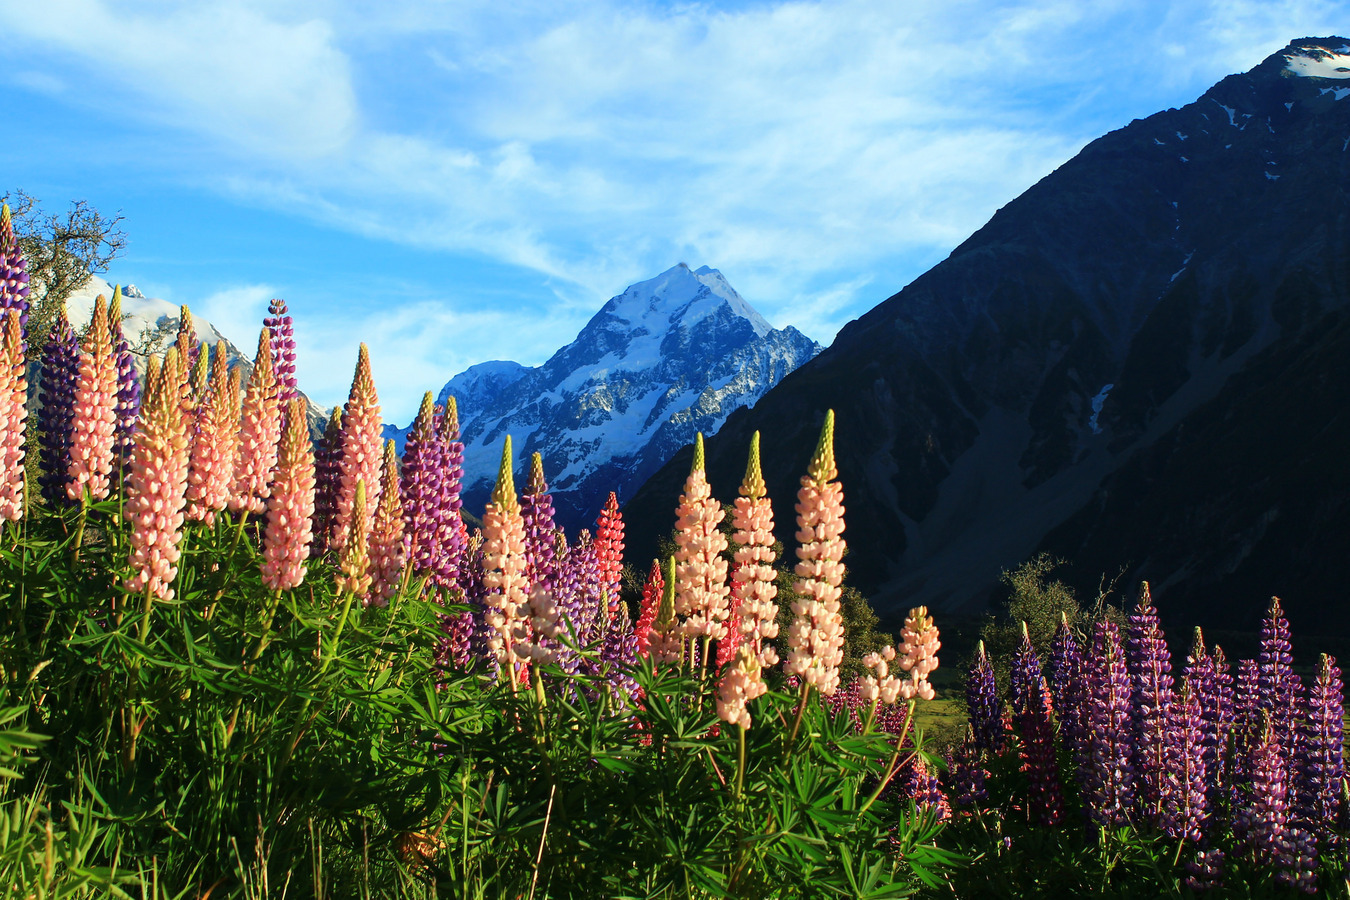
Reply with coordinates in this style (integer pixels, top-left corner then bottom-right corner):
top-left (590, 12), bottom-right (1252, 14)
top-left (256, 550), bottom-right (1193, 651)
top-left (1295, 654), bottom-right (1343, 846)
top-left (437, 603), bottom-right (475, 670)
top-left (1259, 596), bottom-right (1298, 754)
top-left (1084, 620), bottom-right (1134, 828)
top-left (1231, 657), bottom-right (1261, 842)
top-left (401, 393), bottom-right (453, 583)
top-left (0, 205), bottom-right (31, 333)
top-left (1126, 582), bottom-right (1173, 826)
top-left (1278, 827), bottom-right (1318, 894)
top-left (558, 530), bottom-right (606, 646)
top-left (595, 599), bottom-right (639, 704)
top-left (112, 333), bottom-right (141, 474)
top-left (1012, 626), bottom-right (1065, 826)
top-left (900, 756), bottom-right (951, 821)
top-left (966, 640), bottom-right (1004, 753)
top-left (311, 407), bottom-right (344, 555)
top-left (1161, 678), bottom-right (1208, 844)
top-left (1184, 848), bottom-right (1225, 893)
top-left (521, 451), bottom-right (560, 594)
top-left (947, 729), bottom-right (990, 808)
top-left (1193, 638), bottom-right (1234, 811)
top-left (264, 299), bottom-right (298, 402)
top-left (1047, 615), bottom-right (1087, 763)
top-left (37, 310), bottom-right (79, 504)
top-left (1247, 715), bottom-right (1292, 877)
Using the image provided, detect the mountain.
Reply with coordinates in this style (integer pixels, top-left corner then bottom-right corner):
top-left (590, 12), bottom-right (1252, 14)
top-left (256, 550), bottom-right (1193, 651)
top-left (408, 264), bottom-right (820, 532)
top-left (625, 37), bottom-right (1350, 635)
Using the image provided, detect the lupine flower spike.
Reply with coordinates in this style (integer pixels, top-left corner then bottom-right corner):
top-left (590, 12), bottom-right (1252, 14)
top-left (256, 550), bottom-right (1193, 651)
top-left (966, 640), bottom-right (1004, 752)
top-left (482, 437), bottom-right (531, 687)
top-left (186, 342), bottom-right (239, 525)
top-left (731, 431), bottom-right (779, 668)
top-left (1084, 620), bottom-right (1135, 828)
top-left (673, 433), bottom-right (730, 662)
top-left (332, 344), bottom-right (382, 553)
top-left (312, 407), bottom-right (344, 553)
top-left (1011, 623), bottom-right (1064, 825)
top-left (336, 480), bottom-right (371, 597)
top-left (108, 287), bottom-right (142, 473)
top-left (264, 299), bottom-right (298, 402)
top-left (37, 309), bottom-right (79, 505)
top-left (124, 348), bottom-right (191, 603)
top-left (784, 410), bottom-right (846, 697)
top-left (228, 328), bottom-right (283, 515)
top-left (366, 440), bottom-right (407, 607)
top-left (260, 399), bottom-right (316, 592)
top-left (594, 491), bottom-right (625, 620)
top-left (66, 294), bottom-right (118, 502)
top-left (0, 311), bottom-right (27, 521)
top-left (1127, 581), bottom-right (1173, 825)
top-left (0, 204), bottom-right (31, 332)
top-left (402, 393), bottom-right (448, 583)
top-left (174, 306), bottom-right (198, 388)
top-left (649, 556), bottom-right (681, 666)
top-left (520, 451), bottom-right (560, 595)
top-left (634, 559), bottom-right (663, 659)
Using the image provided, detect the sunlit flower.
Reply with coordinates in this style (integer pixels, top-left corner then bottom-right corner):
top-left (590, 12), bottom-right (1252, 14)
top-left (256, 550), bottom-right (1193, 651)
top-left (260, 399), bottom-right (315, 592)
top-left (66, 294), bottom-right (118, 502)
top-left (366, 439), bottom-right (407, 606)
top-left (228, 329), bottom-right (282, 515)
top-left (0, 310), bottom-right (26, 520)
top-left (332, 344), bottom-right (382, 553)
top-left (673, 433), bottom-right (730, 645)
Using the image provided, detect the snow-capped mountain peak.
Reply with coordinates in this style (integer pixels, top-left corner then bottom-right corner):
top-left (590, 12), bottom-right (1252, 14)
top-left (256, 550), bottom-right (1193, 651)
top-left (1282, 39), bottom-right (1350, 79)
top-left (407, 264), bottom-right (821, 532)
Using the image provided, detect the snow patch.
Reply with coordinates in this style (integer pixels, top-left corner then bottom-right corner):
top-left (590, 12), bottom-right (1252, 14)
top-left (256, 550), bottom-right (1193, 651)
top-left (1265, 172), bottom-right (1281, 181)
top-left (1169, 252), bottom-right (1195, 283)
top-left (1321, 86), bottom-right (1350, 100)
top-left (1176, 131), bottom-right (1188, 141)
top-left (1285, 46), bottom-right (1350, 79)
top-left (1285, 101), bottom-right (1295, 110)
top-left (1214, 101), bottom-right (1238, 126)
top-left (1088, 384), bottom-right (1114, 435)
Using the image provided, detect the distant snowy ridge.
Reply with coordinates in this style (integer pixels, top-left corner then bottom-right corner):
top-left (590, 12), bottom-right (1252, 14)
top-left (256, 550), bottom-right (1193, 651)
top-left (392, 263), bottom-right (821, 532)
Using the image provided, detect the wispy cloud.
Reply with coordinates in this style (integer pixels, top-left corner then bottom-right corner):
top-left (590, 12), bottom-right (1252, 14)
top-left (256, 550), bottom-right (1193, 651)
top-left (2, 0), bottom-right (1343, 421)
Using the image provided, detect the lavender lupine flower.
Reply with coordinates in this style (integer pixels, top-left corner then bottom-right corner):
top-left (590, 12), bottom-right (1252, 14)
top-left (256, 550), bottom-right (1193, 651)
top-left (594, 491), bottom-right (625, 620)
top-left (1047, 615), bottom-right (1088, 766)
top-left (1184, 848), bottom-right (1226, 894)
top-left (521, 452), bottom-right (560, 594)
top-left (1012, 625), bottom-right (1065, 826)
top-left (1161, 678), bottom-right (1208, 844)
top-left (900, 756), bottom-right (951, 821)
top-left (1200, 643), bottom-right (1235, 809)
top-left (599, 600), bottom-right (639, 704)
top-left (107, 287), bottom-right (142, 475)
top-left (1259, 596), bottom-right (1298, 753)
top-left (946, 729), bottom-right (990, 808)
top-left (0, 204), bottom-right (31, 332)
top-left (37, 309), bottom-right (79, 505)
top-left (0, 311), bottom-right (26, 521)
top-left (1126, 582), bottom-right (1173, 825)
top-left (264, 299), bottom-right (298, 402)
top-left (966, 640), bottom-right (1004, 753)
top-left (312, 407), bottom-right (344, 555)
top-left (1084, 620), bottom-right (1135, 828)
top-left (1295, 654), bottom-right (1344, 842)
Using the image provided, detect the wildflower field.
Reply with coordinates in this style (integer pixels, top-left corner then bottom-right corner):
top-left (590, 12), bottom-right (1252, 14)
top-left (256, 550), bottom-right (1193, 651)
top-left (1, 203), bottom-right (1347, 898)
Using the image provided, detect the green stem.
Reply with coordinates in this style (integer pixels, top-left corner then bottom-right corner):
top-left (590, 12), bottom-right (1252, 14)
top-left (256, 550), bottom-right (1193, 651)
top-left (70, 496), bottom-right (88, 569)
top-left (734, 724), bottom-right (747, 803)
top-left (781, 682), bottom-right (812, 761)
top-left (858, 700), bottom-right (916, 816)
top-left (281, 588), bottom-right (356, 767)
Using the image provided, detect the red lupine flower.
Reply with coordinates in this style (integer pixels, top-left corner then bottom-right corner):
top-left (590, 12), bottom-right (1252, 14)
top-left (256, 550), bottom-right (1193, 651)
top-left (635, 558), bottom-right (663, 659)
top-left (594, 491), bottom-right (625, 620)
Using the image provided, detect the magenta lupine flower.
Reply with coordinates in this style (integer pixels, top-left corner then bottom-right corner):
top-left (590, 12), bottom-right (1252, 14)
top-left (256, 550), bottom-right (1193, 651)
top-left (635, 559), bottom-right (663, 659)
top-left (260, 399), bottom-right (315, 592)
top-left (37, 309), bottom-right (79, 505)
top-left (185, 343), bottom-right (239, 525)
top-left (439, 397), bottom-right (466, 560)
top-left (402, 393), bottom-right (459, 586)
top-left (594, 491), bottom-right (625, 620)
top-left (1047, 615), bottom-right (1088, 766)
top-left (1188, 632), bottom-right (1234, 812)
top-left (264, 299), bottom-right (298, 402)
top-left (1126, 582), bottom-right (1173, 825)
top-left (1161, 678), bottom-right (1208, 843)
top-left (67, 294), bottom-right (118, 502)
top-left (312, 407), bottom-right (344, 554)
top-left (1230, 657), bottom-right (1261, 841)
top-left (0, 205), bottom-right (31, 333)
top-left (438, 609), bottom-right (475, 670)
top-left (0, 311), bottom-right (26, 520)
top-left (1084, 620), bottom-right (1135, 828)
top-left (228, 329), bottom-right (283, 515)
top-left (784, 412), bottom-right (846, 696)
top-left (1295, 654), bottom-right (1344, 841)
top-left (1012, 626), bottom-right (1065, 825)
top-left (1259, 596), bottom-right (1298, 752)
top-left (106, 287), bottom-right (142, 475)
top-left (366, 440), bottom-right (407, 607)
top-left (966, 640), bottom-right (1004, 753)
top-left (124, 349), bottom-right (191, 602)
top-left (1247, 715), bottom-right (1291, 873)
top-left (521, 451), bottom-right (561, 593)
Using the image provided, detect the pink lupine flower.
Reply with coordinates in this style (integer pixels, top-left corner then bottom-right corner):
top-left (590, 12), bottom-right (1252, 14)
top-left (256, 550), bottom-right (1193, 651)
top-left (336, 479), bottom-right (371, 597)
top-left (260, 398), bottom-right (316, 592)
top-left (898, 605), bottom-right (940, 701)
top-left (66, 294), bottom-right (118, 502)
top-left (174, 306), bottom-right (198, 389)
top-left (186, 342), bottom-right (240, 525)
top-left (124, 348), bottom-right (191, 602)
top-left (0, 310), bottom-right (27, 521)
top-left (228, 329), bottom-right (282, 515)
top-left (594, 491), bottom-right (625, 620)
top-left (331, 344), bottom-right (382, 554)
top-left (673, 433), bottom-right (731, 647)
top-left (647, 556), bottom-right (683, 666)
top-left (784, 410), bottom-right (846, 696)
top-left (731, 431), bottom-right (779, 667)
top-left (366, 439), bottom-right (408, 607)
top-left (716, 645), bottom-right (764, 729)
top-left (519, 585), bottom-right (562, 666)
top-left (482, 436), bottom-right (531, 686)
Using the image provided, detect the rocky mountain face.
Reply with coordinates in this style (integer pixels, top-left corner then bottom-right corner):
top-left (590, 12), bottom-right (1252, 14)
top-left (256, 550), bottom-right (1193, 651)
top-left (418, 264), bottom-right (820, 532)
top-left (626, 38), bottom-right (1350, 635)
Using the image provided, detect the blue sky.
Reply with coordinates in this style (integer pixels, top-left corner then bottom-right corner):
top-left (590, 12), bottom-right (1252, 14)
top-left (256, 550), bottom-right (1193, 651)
top-left (1, 0), bottom-right (1343, 423)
